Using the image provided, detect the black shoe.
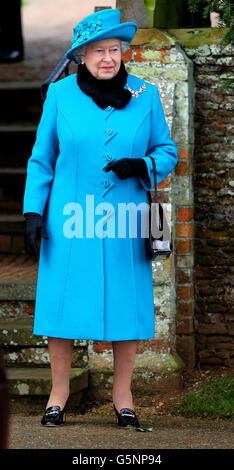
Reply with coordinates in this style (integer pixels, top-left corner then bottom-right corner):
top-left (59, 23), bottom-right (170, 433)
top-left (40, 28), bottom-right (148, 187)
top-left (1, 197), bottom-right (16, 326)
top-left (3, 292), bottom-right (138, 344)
top-left (0, 49), bottom-right (24, 63)
top-left (41, 405), bottom-right (66, 426)
top-left (113, 404), bottom-right (139, 428)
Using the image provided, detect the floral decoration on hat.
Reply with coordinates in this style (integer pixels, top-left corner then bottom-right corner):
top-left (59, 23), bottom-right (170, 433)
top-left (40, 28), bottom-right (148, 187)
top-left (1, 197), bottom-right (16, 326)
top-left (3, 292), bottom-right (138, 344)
top-left (72, 17), bottom-right (102, 45)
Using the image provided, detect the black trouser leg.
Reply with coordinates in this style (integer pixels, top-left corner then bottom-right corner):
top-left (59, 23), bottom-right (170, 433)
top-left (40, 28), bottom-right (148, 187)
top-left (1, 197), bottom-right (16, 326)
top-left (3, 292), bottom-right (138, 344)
top-left (0, 0), bottom-right (24, 60)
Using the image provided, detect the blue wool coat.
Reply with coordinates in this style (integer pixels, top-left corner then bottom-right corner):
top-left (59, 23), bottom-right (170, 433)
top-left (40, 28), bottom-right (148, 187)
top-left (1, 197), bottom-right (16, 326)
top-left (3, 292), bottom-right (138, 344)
top-left (23, 72), bottom-right (178, 341)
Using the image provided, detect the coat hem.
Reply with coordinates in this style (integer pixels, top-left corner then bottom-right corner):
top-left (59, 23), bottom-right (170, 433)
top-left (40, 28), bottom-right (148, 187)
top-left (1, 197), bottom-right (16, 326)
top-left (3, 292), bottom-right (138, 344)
top-left (33, 330), bottom-right (155, 341)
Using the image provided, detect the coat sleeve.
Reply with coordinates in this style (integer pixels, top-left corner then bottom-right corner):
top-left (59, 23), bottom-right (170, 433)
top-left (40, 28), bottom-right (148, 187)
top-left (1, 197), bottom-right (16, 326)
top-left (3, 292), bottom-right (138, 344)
top-left (137, 84), bottom-right (178, 191)
top-left (22, 82), bottom-right (59, 217)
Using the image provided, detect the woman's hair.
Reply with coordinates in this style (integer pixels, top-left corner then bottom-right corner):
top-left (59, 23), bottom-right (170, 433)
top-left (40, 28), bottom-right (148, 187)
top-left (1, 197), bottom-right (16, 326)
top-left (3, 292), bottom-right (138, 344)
top-left (71, 40), bottom-right (130, 64)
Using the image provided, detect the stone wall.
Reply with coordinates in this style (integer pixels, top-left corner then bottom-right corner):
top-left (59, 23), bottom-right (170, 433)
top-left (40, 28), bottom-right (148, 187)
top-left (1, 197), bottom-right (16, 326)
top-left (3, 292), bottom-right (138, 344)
top-left (185, 41), bottom-right (234, 367)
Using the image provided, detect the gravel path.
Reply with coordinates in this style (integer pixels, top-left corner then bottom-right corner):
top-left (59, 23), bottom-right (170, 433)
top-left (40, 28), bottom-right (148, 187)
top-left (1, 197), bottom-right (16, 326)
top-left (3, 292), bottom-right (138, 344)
top-left (8, 414), bottom-right (234, 449)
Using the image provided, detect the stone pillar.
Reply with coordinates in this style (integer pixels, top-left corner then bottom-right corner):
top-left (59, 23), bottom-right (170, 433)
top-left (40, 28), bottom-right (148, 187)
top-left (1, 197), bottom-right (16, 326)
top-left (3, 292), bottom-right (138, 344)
top-left (116, 0), bottom-right (150, 27)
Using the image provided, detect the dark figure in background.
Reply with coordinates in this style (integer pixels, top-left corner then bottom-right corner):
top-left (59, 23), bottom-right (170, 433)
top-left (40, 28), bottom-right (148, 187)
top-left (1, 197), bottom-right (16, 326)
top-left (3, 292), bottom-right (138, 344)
top-left (0, 350), bottom-right (8, 449)
top-left (0, 0), bottom-right (24, 62)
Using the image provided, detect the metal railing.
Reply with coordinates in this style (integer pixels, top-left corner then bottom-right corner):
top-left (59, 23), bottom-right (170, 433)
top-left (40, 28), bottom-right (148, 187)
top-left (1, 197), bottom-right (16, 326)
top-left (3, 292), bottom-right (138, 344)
top-left (41, 54), bottom-right (71, 101)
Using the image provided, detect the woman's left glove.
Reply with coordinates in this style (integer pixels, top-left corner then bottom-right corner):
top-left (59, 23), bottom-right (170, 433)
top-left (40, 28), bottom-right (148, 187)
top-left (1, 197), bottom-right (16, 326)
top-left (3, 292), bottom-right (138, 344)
top-left (24, 212), bottom-right (49, 259)
top-left (104, 158), bottom-right (150, 185)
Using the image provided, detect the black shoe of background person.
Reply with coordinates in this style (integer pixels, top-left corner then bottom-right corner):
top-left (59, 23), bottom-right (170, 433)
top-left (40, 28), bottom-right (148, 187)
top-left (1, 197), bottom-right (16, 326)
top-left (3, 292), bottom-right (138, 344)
top-left (0, 48), bottom-right (24, 63)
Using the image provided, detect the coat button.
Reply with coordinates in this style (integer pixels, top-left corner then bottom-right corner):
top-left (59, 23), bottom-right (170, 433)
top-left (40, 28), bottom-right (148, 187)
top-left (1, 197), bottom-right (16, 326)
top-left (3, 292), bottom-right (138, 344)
top-left (105, 153), bottom-right (112, 161)
top-left (105, 106), bottom-right (112, 111)
top-left (106, 129), bottom-right (113, 135)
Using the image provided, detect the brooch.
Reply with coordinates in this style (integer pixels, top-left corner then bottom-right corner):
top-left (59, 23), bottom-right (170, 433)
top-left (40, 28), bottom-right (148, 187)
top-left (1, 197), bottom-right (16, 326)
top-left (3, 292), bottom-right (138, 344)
top-left (126, 83), bottom-right (147, 98)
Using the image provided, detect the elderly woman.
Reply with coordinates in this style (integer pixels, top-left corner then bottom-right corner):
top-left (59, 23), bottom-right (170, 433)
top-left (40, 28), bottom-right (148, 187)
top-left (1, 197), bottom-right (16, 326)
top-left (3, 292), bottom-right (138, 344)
top-left (23, 9), bottom-right (178, 428)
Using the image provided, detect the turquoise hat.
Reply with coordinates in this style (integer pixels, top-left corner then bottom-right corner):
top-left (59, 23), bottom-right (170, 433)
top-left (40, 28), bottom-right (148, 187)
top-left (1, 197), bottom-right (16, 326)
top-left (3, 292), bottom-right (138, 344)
top-left (66, 9), bottom-right (137, 62)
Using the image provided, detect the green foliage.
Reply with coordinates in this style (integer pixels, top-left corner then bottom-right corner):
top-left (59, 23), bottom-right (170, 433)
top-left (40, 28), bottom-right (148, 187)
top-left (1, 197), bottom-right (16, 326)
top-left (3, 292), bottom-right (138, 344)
top-left (172, 377), bottom-right (234, 419)
top-left (187, 0), bottom-right (234, 43)
top-left (188, 1), bottom-right (234, 95)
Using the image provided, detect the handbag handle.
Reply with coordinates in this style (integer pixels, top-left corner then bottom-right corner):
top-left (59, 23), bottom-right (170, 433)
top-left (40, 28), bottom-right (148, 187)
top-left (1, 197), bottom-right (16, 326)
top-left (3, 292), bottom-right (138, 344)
top-left (146, 156), bottom-right (158, 204)
top-left (146, 157), bottom-right (164, 233)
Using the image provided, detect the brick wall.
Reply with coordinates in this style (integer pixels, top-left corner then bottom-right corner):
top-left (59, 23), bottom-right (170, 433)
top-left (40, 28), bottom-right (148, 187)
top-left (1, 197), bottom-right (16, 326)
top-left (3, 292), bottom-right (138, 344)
top-left (185, 43), bottom-right (234, 367)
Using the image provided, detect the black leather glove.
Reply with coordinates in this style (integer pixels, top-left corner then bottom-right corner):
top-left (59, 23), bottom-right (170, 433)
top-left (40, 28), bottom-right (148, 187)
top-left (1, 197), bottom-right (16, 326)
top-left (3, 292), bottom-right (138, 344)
top-left (104, 158), bottom-right (151, 186)
top-left (24, 212), bottom-right (48, 259)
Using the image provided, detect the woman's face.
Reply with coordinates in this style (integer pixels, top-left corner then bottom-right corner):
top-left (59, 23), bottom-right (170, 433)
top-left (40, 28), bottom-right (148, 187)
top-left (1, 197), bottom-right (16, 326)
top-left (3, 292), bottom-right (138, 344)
top-left (82, 38), bottom-right (122, 80)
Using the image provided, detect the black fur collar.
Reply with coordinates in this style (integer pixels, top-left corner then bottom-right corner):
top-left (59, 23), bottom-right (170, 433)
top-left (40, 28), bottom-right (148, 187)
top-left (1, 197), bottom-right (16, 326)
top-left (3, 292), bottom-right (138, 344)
top-left (77, 61), bottom-right (132, 109)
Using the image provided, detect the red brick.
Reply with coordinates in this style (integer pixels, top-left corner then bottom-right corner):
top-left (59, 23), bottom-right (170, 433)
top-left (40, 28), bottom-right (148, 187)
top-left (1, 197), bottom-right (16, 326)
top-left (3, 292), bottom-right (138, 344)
top-left (175, 161), bottom-right (190, 176)
top-left (122, 49), bottom-right (132, 62)
top-left (176, 239), bottom-right (192, 254)
top-left (176, 301), bottom-right (194, 317)
top-left (158, 175), bottom-right (170, 188)
top-left (177, 208), bottom-right (193, 222)
top-left (132, 48), bottom-right (148, 62)
top-left (176, 223), bottom-right (193, 237)
top-left (138, 338), bottom-right (171, 352)
top-left (92, 342), bottom-right (112, 353)
top-left (176, 318), bottom-right (194, 334)
top-left (177, 285), bottom-right (193, 301)
top-left (178, 147), bottom-right (191, 160)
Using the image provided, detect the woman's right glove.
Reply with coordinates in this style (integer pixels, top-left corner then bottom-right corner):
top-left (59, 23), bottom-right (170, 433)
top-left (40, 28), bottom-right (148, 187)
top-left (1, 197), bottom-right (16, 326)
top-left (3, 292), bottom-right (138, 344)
top-left (24, 212), bottom-right (49, 259)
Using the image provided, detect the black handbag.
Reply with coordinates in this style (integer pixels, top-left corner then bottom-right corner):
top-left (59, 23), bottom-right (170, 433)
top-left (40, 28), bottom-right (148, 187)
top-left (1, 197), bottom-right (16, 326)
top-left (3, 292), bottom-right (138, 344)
top-left (145, 156), bottom-right (173, 260)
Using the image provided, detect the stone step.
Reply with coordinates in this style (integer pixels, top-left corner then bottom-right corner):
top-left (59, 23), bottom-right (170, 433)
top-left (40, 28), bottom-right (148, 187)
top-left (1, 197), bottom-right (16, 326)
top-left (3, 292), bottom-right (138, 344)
top-left (0, 125), bottom-right (36, 167)
top-left (0, 214), bottom-right (40, 253)
top-left (6, 367), bottom-right (89, 396)
top-left (0, 168), bottom-right (26, 212)
top-left (0, 317), bottom-right (35, 346)
top-left (0, 280), bottom-right (36, 300)
top-left (0, 216), bottom-right (28, 254)
top-left (0, 301), bottom-right (35, 319)
top-left (0, 82), bottom-right (42, 124)
top-left (0, 317), bottom-right (88, 367)
top-left (0, 214), bottom-right (25, 234)
top-left (7, 366), bottom-right (89, 413)
top-left (0, 254), bottom-right (37, 282)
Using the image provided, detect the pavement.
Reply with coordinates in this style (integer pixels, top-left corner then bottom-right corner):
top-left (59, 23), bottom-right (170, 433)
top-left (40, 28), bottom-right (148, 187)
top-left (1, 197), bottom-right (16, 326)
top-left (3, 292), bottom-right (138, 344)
top-left (7, 413), bottom-right (234, 449)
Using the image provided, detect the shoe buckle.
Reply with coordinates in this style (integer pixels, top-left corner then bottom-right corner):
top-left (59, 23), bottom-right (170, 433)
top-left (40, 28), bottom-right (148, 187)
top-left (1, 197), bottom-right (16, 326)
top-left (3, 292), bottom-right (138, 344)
top-left (46, 410), bottom-right (60, 416)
